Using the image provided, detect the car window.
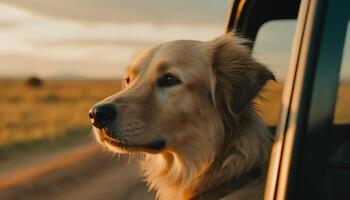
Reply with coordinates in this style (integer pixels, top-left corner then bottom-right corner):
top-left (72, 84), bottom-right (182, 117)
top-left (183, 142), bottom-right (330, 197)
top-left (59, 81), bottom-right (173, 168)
top-left (252, 20), bottom-right (296, 126)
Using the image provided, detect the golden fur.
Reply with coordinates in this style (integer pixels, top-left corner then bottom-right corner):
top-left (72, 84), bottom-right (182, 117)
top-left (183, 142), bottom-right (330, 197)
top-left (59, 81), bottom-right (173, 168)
top-left (92, 32), bottom-right (274, 200)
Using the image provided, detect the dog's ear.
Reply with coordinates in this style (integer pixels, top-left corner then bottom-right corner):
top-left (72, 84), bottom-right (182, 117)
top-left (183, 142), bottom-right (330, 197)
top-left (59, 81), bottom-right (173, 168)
top-left (211, 33), bottom-right (275, 114)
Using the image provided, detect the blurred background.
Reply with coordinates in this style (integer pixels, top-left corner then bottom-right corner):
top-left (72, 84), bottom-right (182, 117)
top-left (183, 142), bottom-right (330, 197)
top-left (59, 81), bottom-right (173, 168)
top-left (0, 0), bottom-right (349, 199)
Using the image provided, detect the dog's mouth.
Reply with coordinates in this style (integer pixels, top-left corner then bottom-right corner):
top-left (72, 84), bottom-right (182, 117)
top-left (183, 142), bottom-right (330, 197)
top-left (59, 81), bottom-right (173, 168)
top-left (97, 129), bottom-right (166, 152)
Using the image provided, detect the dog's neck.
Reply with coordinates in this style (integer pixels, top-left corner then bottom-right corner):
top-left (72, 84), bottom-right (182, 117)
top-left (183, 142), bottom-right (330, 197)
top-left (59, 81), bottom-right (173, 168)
top-left (142, 110), bottom-right (272, 200)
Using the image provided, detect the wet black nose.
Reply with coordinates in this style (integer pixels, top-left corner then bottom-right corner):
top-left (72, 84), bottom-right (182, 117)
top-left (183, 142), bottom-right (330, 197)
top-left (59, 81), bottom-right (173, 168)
top-left (89, 103), bottom-right (117, 129)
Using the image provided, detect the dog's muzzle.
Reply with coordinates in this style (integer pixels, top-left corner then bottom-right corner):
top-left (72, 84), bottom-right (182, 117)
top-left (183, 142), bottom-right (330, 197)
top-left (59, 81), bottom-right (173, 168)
top-left (89, 103), bottom-right (167, 152)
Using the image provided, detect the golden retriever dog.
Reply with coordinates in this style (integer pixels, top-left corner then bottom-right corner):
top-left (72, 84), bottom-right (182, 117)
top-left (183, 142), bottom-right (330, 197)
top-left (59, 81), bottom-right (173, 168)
top-left (89, 32), bottom-right (274, 200)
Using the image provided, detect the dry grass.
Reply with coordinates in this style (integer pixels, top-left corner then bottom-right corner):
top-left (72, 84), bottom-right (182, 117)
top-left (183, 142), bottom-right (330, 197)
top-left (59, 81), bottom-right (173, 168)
top-left (0, 79), bottom-right (349, 148)
top-left (334, 83), bottom-right (350, 124)
top-left (255, 82), bottom-right (284, 126)
top-left (0, 79), bottom-right (122, 147)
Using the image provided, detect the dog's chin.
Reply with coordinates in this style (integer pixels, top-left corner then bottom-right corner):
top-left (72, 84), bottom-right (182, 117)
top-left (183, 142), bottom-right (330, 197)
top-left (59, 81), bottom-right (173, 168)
top-left (93, 128), bottom-right (166, 154)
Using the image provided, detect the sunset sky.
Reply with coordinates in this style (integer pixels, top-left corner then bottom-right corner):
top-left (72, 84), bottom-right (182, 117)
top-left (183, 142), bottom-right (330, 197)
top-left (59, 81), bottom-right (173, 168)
top-left (0, 0), bottom-right (349, 80)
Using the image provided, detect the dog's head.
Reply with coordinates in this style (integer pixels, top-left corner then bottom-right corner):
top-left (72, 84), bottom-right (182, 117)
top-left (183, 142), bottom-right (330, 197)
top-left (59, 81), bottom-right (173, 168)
top-left (89, 33), bottom-right (274, 154)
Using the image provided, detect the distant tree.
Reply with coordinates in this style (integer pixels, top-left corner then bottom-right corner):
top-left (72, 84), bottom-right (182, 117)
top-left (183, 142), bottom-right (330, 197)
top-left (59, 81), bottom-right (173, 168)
top-left (26, 76), bottom-right (43, 87)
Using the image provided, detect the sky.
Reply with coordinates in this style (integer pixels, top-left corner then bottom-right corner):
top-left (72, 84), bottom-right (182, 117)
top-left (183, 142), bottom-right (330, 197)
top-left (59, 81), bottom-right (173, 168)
top-left (0, 0), bottom-right (349, 80)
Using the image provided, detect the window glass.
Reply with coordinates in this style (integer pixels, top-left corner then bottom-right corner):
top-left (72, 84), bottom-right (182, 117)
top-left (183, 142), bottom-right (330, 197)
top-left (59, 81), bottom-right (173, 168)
top-left (252, 20), bottom-right (296, 126)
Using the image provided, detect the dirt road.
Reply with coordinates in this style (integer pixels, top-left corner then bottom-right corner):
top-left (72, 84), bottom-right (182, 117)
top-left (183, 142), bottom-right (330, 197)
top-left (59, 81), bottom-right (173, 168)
top-left (0, 142), bottom-right (154, 200)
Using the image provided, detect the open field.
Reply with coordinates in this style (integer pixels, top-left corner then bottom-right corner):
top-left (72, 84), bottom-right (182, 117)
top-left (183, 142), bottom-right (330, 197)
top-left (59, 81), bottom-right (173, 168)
top-left (1, 79), bottom-right (349, 149)
top-left (0, 79), bottom-right (122, 149)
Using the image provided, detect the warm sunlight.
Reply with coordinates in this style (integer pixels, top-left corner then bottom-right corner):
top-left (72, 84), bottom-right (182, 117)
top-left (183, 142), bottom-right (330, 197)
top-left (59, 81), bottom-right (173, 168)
top-left (0, 1), bottom-right (349, 200)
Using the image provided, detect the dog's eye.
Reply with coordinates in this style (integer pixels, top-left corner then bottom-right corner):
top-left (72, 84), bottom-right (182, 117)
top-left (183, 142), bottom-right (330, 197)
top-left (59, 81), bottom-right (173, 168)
top-left (124, 77), bottom-right (130, 86)
top-left (123, 77), bottom-right (130, 88)
top-left (157, 73), bottom-right (181, 88)
top-left (125, 77), bottom-right (130, 84)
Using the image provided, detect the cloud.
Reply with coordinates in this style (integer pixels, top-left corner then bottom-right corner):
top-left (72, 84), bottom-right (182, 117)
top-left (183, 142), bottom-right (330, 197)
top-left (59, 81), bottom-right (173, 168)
top-left (23, 22), bottom-right (223, 49)
top-left (0, 3), bottom-right (224, 53)
top-left (32, 38), bottom-right (158, 49)
top-left (2, 2), bottom-right (348, 80)
top-left (0, 2), bottom-right (226, 79)
top-left (0, 0), bottom-right (230, 25)
top-left (0, 20), bottom-right (16, 28)
top-left (0, 3), bottom-right (29, 28)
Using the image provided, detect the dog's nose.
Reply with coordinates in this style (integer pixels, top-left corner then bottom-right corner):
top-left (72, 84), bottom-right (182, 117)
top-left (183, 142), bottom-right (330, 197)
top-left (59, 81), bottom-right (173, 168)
top-left (89, 103), bottom-right (117, 129)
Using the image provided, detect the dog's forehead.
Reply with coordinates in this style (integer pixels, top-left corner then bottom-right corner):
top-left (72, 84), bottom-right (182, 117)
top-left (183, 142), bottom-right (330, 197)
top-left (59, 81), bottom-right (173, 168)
top-left (154, 40), bottom-right (202, 66)
top-left (128, 40), bottom-right (205, 76)
top-left (128, 44), bottom-right (162, 75)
